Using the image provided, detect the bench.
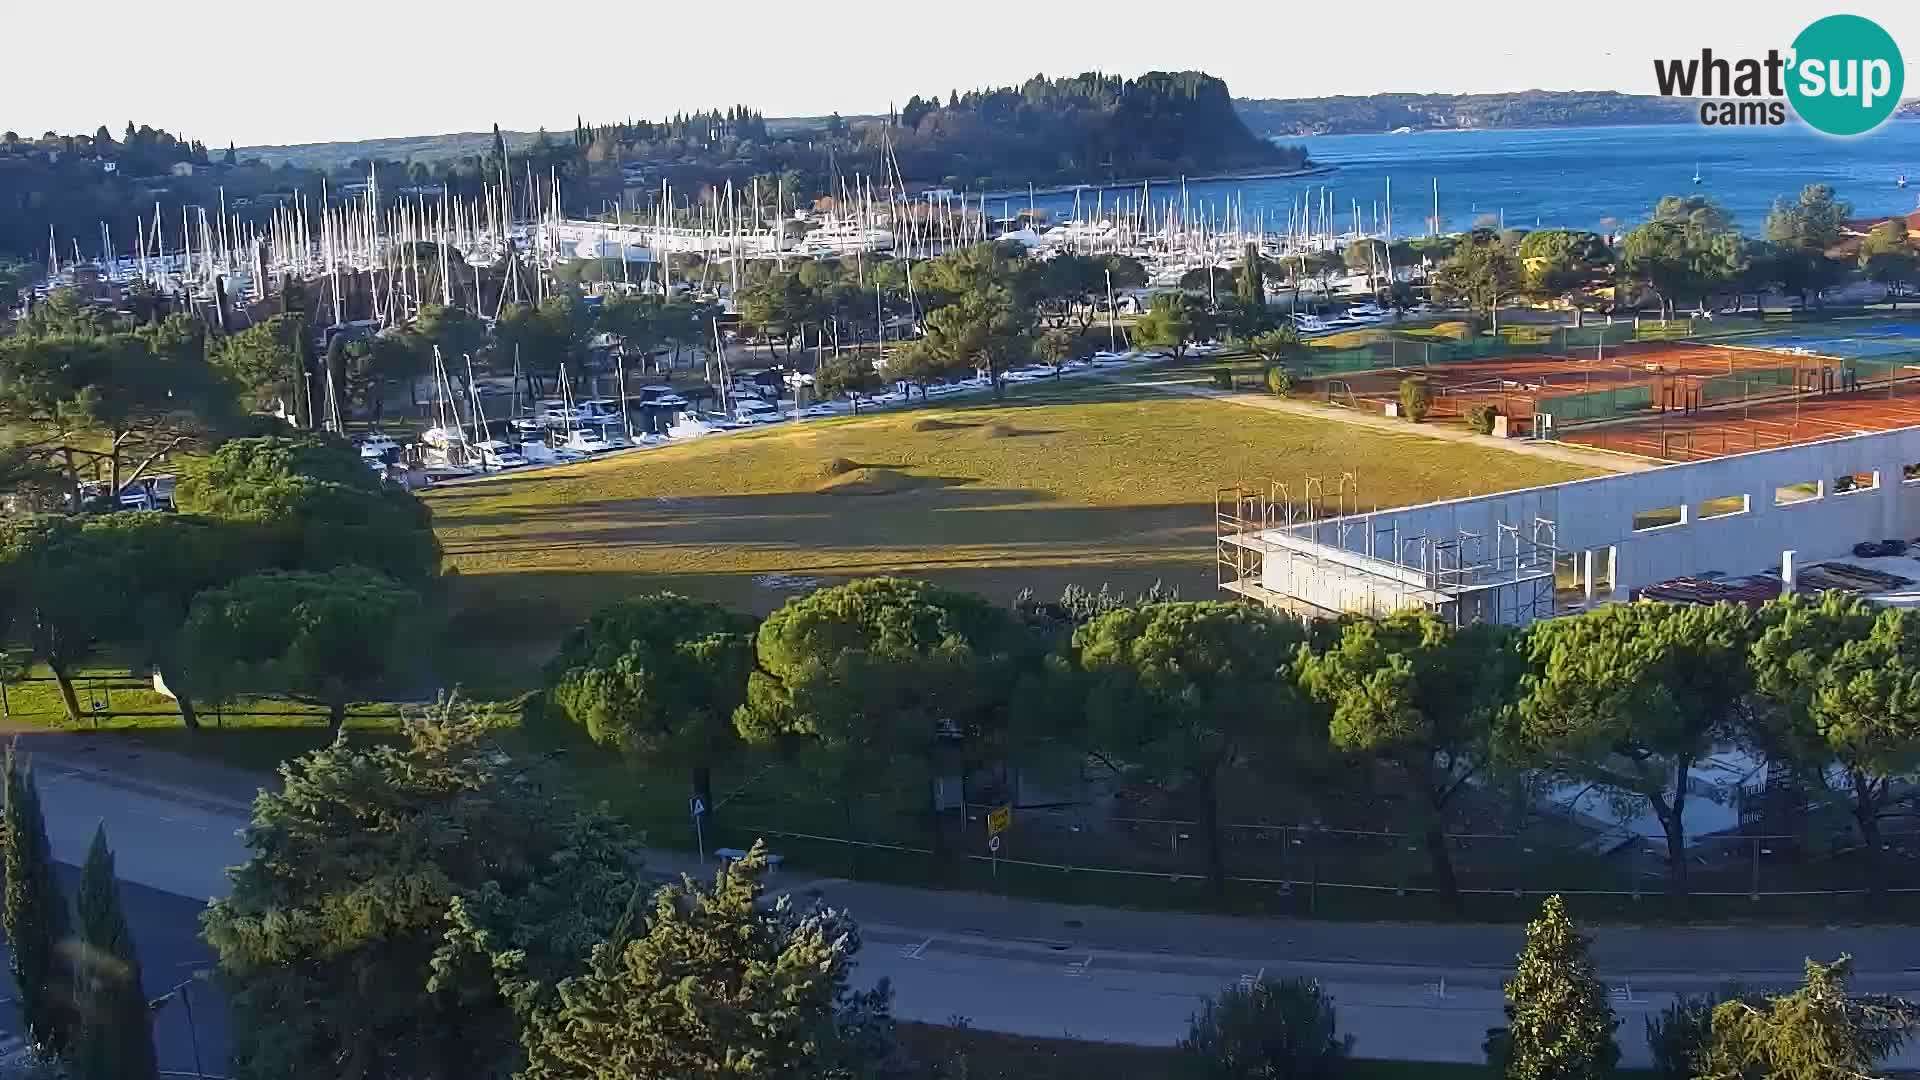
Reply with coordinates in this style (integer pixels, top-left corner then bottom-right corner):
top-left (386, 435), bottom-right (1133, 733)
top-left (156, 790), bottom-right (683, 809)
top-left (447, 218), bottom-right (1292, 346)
top-left (714, 847), bottom-right (784, 870)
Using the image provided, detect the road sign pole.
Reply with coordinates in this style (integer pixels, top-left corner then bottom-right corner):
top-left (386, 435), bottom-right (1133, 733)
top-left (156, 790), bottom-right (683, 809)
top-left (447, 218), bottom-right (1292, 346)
top-left (690, 796), bottom-right (708, 864)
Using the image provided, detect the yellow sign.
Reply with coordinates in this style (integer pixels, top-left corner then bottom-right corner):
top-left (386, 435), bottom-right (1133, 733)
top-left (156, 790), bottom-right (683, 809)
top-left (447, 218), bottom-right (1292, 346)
top-left (986, 805), bottom-right (1012, 837)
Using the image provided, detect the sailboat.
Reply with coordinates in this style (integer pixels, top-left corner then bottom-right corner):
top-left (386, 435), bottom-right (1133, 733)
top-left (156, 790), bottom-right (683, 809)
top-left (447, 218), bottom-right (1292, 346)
top-left (1691, 163), bottom-right (1703, 186)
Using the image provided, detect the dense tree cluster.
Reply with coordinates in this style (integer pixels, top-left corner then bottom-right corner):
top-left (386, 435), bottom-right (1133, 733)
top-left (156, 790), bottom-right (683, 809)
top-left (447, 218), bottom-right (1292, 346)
top-left (0, 433), bottom-right (436, 731)
top-left (543, 576), bottom-right (1920, 911)
top-left (888, 71), bottom-right (1308, 189)
top-left (1428, 186), bottom-right (1906, 324)
top-left (195, 700), bottom-right (902, 1079)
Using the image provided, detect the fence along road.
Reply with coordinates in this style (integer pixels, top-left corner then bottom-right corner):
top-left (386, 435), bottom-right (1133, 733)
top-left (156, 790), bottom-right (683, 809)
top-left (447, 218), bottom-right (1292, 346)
top-left (28, 746), bottom-right (1920, 1069)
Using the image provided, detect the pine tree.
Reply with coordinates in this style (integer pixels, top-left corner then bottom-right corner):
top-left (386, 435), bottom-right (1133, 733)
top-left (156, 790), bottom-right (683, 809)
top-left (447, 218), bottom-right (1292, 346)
top-left (518, 841), bottom-right (896, 1079)
top-left (1501, 895), bottom-right (1619, 1080)
top-left (3, 744), bottom-right (74, 1055)
top-left (72, 827), bottom-right (158, 1080)
top-left (1697, 956), bottom-right (1918, 1080)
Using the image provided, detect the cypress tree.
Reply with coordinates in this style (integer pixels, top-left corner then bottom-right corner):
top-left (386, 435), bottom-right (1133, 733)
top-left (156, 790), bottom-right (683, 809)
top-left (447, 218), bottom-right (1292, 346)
top-left (73, 826), bottom-right (158, 1080)
top-left (3, 744), bottom-right (73, 1055)
top-left (1502, 895), bottom-right (1619, 1080)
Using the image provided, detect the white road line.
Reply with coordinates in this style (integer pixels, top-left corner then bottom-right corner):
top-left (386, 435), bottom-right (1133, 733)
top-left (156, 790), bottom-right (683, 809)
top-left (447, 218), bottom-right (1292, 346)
top-left (899, 938), bottom-right (932, 960)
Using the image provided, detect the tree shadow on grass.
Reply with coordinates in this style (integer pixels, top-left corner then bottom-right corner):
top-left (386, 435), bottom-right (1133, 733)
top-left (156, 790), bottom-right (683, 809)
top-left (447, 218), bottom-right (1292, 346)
top-left (438, 544), bottom-right (1214, 697)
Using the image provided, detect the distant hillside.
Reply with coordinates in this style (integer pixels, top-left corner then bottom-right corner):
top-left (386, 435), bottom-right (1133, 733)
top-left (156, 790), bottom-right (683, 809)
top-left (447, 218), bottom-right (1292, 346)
top-left (238, 131), bottom-right (545, 171)
top-left (1234, 91), bottom-right (1699, 136)
top-left (886, 71), bottom-right (1307, 189)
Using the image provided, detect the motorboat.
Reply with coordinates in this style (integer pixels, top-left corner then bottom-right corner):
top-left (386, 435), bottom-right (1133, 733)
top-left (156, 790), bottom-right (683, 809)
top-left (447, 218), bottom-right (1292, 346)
top-left (593, 422), bottom-right (632, 450)
top-left (636, 385), bottom-right (690, 409)
top-left (734, 399), bottom-right (785, 424)
top-left (473, 440), bottom-right (528, 469)
top-left (356, 433), bottom-right (400, 459)
top-left (563, 427), bottom-right (610, 453)
top-left (578, 398), bottom-right (624, 423)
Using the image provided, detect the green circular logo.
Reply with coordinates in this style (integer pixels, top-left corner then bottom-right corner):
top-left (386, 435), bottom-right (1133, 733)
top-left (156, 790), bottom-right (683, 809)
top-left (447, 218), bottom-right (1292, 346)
top-left (1786, 14), bottom-right (1904, 136)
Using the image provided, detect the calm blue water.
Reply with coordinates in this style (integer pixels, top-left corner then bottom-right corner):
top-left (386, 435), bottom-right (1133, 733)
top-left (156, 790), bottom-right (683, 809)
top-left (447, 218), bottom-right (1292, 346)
top-left (1024, 123), bottom-right (1920, 236)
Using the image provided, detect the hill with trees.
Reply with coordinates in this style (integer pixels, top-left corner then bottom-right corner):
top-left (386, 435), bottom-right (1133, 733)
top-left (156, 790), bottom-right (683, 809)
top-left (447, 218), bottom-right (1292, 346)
top-left (887, 71), bottom-right (1308, 188)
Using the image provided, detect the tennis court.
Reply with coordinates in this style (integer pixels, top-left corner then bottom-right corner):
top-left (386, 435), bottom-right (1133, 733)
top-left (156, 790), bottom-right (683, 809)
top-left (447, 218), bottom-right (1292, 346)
top-left (1722, 321), bottom-right (1920, 360)
top-left (1311, 338), bottom-right (1854, 433)
top-left (1565, 387), bottom-right (1920, 462)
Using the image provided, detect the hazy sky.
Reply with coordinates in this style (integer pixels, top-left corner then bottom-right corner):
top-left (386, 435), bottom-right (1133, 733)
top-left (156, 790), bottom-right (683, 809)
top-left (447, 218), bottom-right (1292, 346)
top-left (5, 1), bottom-right (1920, 147)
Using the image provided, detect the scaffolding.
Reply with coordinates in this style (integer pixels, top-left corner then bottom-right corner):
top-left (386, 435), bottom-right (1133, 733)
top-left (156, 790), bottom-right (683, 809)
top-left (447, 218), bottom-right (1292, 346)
top-left (1215, 478), bottom-right (1560, 627)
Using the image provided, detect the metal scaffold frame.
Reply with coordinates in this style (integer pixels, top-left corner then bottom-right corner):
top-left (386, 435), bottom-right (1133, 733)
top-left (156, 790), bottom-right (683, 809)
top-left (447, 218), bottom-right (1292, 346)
top-left (1214, 477), bottom-right (1560, 627)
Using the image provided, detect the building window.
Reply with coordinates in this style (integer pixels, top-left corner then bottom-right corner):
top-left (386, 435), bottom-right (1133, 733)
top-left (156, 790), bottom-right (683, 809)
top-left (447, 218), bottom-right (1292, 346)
top-left (1632, 505), bottom-right (1686, 532)
top-left (1696, 494), bottom-right (1749, 519)
top-left (1904, 463), bottom-right (1920, 484)
top-left (1775, 481), bottom-right (1822, 506)
top-left (1833, 471), bottom-right (1880, 495)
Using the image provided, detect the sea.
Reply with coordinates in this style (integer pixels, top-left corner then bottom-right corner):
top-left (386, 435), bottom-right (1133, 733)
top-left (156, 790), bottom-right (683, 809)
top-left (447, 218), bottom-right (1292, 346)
top-left (1022, 121), bottom-right (1920, 236)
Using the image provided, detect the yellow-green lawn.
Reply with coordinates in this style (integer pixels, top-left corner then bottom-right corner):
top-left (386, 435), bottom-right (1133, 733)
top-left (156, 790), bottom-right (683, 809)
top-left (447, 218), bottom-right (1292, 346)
top-left (427, 382), bottom-right (1603, 693)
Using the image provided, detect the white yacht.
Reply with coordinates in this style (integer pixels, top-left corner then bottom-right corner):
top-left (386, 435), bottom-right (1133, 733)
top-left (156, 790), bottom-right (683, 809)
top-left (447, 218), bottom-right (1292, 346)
top-left (734, 399), bottom-right (785, 424)
top-left (473, 440), bottom-right (528, 469)
top-left (563, 426), bottom-right (610, 454)
top-left (799, 218), bottom-right (895, 256)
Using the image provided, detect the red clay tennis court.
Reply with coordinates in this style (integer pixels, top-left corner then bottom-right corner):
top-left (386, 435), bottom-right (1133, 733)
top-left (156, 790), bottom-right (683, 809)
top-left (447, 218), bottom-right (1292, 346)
top-left (1309, 338), bottom-right (1858, 432)
top-left (1565, 387), bottom-right (1920, 461)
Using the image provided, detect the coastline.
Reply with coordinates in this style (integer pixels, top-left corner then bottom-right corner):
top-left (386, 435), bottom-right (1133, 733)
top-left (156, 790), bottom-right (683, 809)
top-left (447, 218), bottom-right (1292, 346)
top-left (982, 164), bottom-right (1337, 202)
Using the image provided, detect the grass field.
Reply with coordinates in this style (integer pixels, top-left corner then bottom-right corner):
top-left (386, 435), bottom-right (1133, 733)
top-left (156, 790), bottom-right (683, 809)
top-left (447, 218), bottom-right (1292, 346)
top-left (427, 379), bottom-right (1602, 695)
top-left (0, 659), bottom-right (404, 771)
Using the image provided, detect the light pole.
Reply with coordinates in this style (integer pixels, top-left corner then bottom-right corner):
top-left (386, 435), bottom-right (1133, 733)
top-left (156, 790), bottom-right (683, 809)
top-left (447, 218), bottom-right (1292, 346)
top-left (151, 975), bottom-right (207, 1080)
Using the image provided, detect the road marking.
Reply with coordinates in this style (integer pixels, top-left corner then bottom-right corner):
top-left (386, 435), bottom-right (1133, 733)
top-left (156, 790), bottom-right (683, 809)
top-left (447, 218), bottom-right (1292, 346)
top-left (1238, 967), bottom-right (1265, 991)
top-left (898, 938), bottom-right (932, 960)
top-left (1065, 954), bottom-right (1093, 978)
top-left (1610, 981), bottom-right (1643, 1004)
top-left (1426, 977), bottom-right (1450, 1000)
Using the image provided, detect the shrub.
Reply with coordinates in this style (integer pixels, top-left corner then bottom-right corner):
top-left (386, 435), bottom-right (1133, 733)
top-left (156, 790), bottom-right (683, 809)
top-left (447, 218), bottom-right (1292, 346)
top-left (1466, 404), bottom-right (1498, 434)
top-left (1646, 990), bottom-right (1730, 1080)
top-left (1178, 977), bottom-right (1351, 1080)
top-left (1265, 366), bottom-right (1296, 396)
top-left (1399, 376), bottom-right (1432, 422)
top-left (1211, 369), bottom-right (1234, 390)
top-left (1502, 895), bottom-right (1619, 1080)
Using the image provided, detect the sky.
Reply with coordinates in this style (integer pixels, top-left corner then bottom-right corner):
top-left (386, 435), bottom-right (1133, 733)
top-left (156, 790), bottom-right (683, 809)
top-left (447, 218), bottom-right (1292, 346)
top-left (5, 0), bottom-right (1920, 147)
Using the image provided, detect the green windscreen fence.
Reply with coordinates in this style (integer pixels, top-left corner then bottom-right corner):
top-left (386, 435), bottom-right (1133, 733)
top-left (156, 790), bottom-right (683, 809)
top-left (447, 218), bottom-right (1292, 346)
top-left (1535, 383), bottom-right (1654, 423)
top-left (1699, 365), bottom-right (1801, 404)
top-left (1298, 323), bottom-right (1647, 378)
top-left (1847, 356), bottom-right (1912, 385)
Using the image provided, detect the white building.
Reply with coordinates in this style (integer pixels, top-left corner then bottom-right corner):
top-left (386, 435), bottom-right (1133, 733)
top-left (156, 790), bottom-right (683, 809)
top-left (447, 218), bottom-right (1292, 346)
top-left (1219, 425), bottom-right (1920, 625)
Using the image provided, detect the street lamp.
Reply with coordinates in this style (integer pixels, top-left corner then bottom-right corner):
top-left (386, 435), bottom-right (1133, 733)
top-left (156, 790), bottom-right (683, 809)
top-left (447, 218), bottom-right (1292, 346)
top-left (148, 974), bottom-right (207, 1080)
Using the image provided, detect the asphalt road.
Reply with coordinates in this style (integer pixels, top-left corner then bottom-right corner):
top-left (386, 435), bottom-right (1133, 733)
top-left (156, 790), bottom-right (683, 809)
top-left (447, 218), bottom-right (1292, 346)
top-left (15, 752), bottom-right (1920, 1072)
